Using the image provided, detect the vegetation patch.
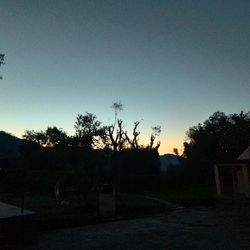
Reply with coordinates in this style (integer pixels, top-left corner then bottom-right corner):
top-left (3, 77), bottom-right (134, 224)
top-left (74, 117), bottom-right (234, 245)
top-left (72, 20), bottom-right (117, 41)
top-left (143, 186), bottom-right (218, 207)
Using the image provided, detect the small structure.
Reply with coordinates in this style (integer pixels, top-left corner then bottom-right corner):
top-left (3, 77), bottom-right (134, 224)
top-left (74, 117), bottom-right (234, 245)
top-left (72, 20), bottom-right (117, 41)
top-left (214, 146), bottom-right (250, 197)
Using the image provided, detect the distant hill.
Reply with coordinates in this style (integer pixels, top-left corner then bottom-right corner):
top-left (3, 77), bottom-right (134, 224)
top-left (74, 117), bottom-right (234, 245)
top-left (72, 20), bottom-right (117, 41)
top-left (159, 154), bottom-right (181, 171)
top-left (0, 131), bottom-right (24, 158)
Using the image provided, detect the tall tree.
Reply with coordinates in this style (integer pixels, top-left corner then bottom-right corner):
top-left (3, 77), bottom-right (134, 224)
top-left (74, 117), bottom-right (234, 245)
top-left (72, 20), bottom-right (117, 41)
top-left (125, 121), bottom-right (141, 149)
top-left (44, 126), bottom-right (68, 146)
top-left (107, 102), bottom-right (126, 151)
top-left (107, 119), bottom-right (126, 151)
top-left (183, 111), bottom-right (250, 184)
top-left (74, 112), bottom-right (103, 147)
top-left (185, 111), bottom-right (250, 161)
top-left (0, 53), bottom-right (5, 80)
top-left (149, 126), bottom-right (161, 150)
top-left (111, 102), bottom-right (123, 131)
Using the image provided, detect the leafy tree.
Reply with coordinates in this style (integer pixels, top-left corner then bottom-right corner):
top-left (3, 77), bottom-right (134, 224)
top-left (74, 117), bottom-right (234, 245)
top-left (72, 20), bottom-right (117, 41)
top-left (23, 126), bottom-right (68, 147)
top-left (23, 130), bottom-right (46, 146)
top-left (185, 111), bottom-right (250, 161)
top-left (183, 111), bottom-right (250, 184)
top-left (74, 112), bottom-right (103, 147)
top-left (44, 126), bottom-right (68, 146)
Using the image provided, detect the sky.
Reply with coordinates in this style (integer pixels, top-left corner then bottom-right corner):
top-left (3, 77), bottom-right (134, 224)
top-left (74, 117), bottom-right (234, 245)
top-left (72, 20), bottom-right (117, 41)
top-left (0, 0), bottom-right (250, 155)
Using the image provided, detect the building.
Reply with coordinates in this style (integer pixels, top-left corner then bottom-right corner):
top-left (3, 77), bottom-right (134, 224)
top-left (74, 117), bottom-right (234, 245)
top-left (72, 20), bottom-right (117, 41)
top-left (214, 146), bottom-right (250, 197)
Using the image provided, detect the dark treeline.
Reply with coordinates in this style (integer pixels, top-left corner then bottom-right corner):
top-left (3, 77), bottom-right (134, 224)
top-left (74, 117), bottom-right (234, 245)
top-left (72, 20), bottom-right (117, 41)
top-left (16, 145), bottom-right (160, 195)
top-left (1, 109), bottom-right (250, 198)
top-left (22, 103), bottom-right (161, 151)
top-left (2, 103), bottom-right (162, 197)
top-left (167, 111), bottom-right (250, 188)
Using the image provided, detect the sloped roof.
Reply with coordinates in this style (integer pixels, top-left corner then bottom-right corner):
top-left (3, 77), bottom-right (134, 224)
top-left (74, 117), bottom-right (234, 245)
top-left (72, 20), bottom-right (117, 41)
top-left (237, 146), bottom-right (250, 161)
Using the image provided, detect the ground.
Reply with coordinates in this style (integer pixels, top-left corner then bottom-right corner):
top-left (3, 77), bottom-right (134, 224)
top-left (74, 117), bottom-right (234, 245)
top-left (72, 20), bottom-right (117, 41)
top-left (29, 198), bottom-right (250, 250)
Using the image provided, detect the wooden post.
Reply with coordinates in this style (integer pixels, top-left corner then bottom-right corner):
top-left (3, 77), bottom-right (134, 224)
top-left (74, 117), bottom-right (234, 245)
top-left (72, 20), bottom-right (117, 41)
top-left (242, 164), bottom-right (249, 193)
top-left (232, 167), bottom-right (237, 193)
top-left (214, 165), bottom-right (222, 196)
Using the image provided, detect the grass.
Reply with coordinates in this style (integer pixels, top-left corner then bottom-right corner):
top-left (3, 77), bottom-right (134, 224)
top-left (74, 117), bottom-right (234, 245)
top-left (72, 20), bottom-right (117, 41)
top-left (116, 193), bottom-right (166, 217)
top-left (4, 192), bottom-right (96, 229)
top-left (2, 186), bottom-right (217, 230)
top-left (4, 191), bottom-right (166, 223)
top-left (142, 186), bottom-right (218, 207)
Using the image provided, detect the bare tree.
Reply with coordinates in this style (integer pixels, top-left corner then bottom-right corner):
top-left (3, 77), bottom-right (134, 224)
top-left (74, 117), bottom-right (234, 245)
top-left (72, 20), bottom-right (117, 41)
top-left (108, 119), bottom-right (127, 151)
top-left (111, 102), bottom-right (123, 132)
top-left (149, 125), bottom-right (161, 149)
top-left (125, 121), bottom-right (141, 149)
top-left (106, 102), bottom-right (126, 151)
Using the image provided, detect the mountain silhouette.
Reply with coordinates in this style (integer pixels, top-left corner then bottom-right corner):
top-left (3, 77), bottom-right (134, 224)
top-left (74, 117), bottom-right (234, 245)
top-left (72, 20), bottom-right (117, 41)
top-left (0, 131), bottom-right (24, 158)
top-left (159, 154), bottom-right (181, 171)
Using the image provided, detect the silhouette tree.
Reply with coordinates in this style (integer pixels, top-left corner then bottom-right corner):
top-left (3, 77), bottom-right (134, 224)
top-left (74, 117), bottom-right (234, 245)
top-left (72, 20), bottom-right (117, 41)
top-left (0, 53), bottom-right (5, 80)
top-left (23, 126), bottom-right (68, 147)
top-left (112, 102), bottom-right (123, 130)
top-left (125, 121), bottom-right (141, 149)
top-left (74, 112), bottom-right (103, 147)
top-left (107, 102), bottom-right (162, 151)
top-left (183, 111), bottom-right (250, 184)
top-left (149, 125), bottom-right (161, 150)
top-left (23, 130), bottom-right (47, 146)
top-left (106, 102), bottom-right (126, 151)
top-left (185, 111), bottom-right (250, 161)
top-left (107, 103), bottom-right (142, 151)
top-left (107, 119), bottom-right (126, 151)
top-left (44, 126), bottom-right (68, 146)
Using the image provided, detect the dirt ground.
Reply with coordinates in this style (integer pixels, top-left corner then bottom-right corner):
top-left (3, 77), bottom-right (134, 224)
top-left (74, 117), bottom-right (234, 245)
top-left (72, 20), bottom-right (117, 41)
top-left (30, 197), bottom-right (250, 250)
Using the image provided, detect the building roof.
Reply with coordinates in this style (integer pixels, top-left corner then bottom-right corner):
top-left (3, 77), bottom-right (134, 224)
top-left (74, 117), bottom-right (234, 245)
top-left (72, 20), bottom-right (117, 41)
top-left (237, 146), bottom-right (250, 161)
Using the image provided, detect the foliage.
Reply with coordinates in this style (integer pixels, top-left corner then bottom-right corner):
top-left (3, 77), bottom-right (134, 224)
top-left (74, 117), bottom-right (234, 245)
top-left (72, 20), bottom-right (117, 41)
top-left (20, 103), bottom-right (162, 152)
top-left (112, 102), bottom-right (123, 124)
top-left (183, 111), bottom-right (250, 184)
top-left (23, 126), bottom-right (68, 147)
top-left (185, 111), bottom-right (250, 160)
top-left (112, 148), bottom-right (161, 192)
top-left (74, 112), bottom-right (104, 147)
top-left (144, 186), bottom-right (217, 207)
top-left (3, 102), bottom-right (164, 209)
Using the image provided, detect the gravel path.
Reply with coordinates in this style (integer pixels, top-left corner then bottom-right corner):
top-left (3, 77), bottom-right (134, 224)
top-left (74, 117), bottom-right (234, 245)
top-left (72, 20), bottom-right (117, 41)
top-left (29, 205), bottom-right (250, 250)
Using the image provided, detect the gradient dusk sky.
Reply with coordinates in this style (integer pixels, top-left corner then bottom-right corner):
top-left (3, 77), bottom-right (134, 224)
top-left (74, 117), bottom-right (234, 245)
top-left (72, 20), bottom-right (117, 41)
top-left (1, 0), bottom-right (250, 154)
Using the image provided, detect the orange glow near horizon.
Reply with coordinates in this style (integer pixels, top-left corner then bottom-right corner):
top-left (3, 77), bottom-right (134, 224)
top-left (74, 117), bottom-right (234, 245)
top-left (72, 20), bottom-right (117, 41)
top-left (139, 135), bottom-right (184, 155)
top-left (158, 137), bottom-right (184, 155)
